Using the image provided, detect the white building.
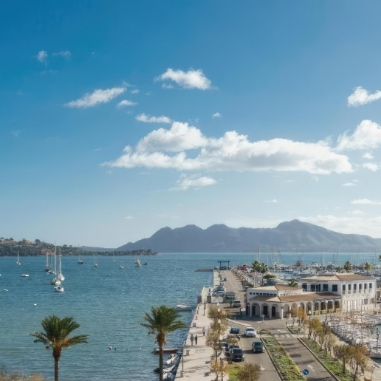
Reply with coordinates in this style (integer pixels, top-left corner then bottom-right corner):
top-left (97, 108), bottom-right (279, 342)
top-left (246, 273), bottom-right (377, 319)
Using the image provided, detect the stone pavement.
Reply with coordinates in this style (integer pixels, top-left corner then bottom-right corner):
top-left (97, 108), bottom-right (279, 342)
top-left (175, 302), bottom-right (215, 379)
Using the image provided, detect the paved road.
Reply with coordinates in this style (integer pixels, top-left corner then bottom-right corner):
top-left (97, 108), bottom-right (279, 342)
top-left (227, 320), bottom-right (281, 381)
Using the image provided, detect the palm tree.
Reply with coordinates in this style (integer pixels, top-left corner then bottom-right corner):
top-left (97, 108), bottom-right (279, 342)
top-left (343, 260), bottom-right (352, 272)
top-left (141, 305), bottom-right (187, 381)
top-left (364, 261), bottom-right (372, 275)
top-left (30, 315), bottom-right (88, 381)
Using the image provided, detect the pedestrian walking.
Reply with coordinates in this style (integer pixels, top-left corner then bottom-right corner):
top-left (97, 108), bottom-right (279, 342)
top-left (195, 335), bottom-right (198, 345)
top-left (202, 326), bottom-right (205, 336)
top-left (190, 333), bottom-right (194, 346)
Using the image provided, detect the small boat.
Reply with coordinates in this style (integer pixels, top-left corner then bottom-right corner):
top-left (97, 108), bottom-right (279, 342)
top-left (119, 265), bottom-right (124, 269)
top-left (153, 347), bottom-right (179, 355)
top-left (93, 255), bottom-right (99, 268)
top-left (78, 255), bottom-right (84, 264)
top-left (135, 257), bottom-right (141, 267)
top-left (174, 304), bottom-right (195, 311)
top-left (16, 253), bottom-right (21, 266)
top-left (21, 274), bottom-right (29, 277)
top-left (54, 285), bottom-right (64, 292)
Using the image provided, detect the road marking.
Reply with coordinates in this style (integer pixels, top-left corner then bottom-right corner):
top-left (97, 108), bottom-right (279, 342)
top-left (307, 364), bottom-right (315, 372)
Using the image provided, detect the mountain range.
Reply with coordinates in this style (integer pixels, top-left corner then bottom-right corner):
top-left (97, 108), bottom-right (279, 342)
top-left (117, 219), bottom-right (381, 253)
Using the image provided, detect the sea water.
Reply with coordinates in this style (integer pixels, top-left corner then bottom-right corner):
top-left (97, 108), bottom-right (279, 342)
top-left (0, 252), bottom-right (378, 380)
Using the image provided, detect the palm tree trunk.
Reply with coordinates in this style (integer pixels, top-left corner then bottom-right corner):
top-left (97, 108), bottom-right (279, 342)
top-left (159, 344), bottom-right (164, 381)
top-left (54, 358), bottom-right (59, 381)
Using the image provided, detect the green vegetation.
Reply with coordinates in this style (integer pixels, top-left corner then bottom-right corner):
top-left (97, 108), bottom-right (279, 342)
top-left (302, 338), bottom-right (357, 381)
top-left (141, 305), bottom-right (187, 381)
top-left (30, 315), bottom-right (88, 381)
top-left (0, 238), bottom-right (156, 257)
top-left (262, 336), bottom-right (304, 381)
top-left (288, 318), bottom-right (366, 381)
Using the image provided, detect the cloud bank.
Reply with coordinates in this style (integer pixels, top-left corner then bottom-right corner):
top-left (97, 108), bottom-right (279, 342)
top-left (104, 122), bottom-right (352, 174)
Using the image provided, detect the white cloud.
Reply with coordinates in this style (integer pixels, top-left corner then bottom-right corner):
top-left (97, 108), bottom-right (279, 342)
top-left (348, 86), bottom-right (381, 107)
top-left (336, 120), bottom-right (381, 151)
top-left (342, 180), bottom-right (358, 187)
top-left (135, 113), bottom-right (171, 124)
top-left (36, 50), bottom-right (48, 63)
top-left (212, 112), bottom-right (221, 119)
top-left (117, 100), bottom-right (137, 108)
top-left (103, 122), bottom-right (353, 174)
top-left (130, 89), bottom-right (139, 94)
top-left (299, 214), bottom-right (381, 238)
top-left (174, 175), bottom-right (216, 190)
top-left (348, 210), bottom-right (364, 215)
top-left (52, 50), bottom-right (71, 58)
top-left (352, 198), bottom-right (381, 205)
top-left (65, 87), bottom-right (125, 108)
top-left (155, 68), bottom-right (212, 90)
top-left (362, 162), bottom-right (379, 171)
top-left (264, 199), bottom-right (278, 203)
top-left (363, 152), bottom-right (374, 159)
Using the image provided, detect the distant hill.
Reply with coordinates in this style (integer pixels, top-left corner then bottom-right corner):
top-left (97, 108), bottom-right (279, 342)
top-left (117, 219), bottom-right (381, 253)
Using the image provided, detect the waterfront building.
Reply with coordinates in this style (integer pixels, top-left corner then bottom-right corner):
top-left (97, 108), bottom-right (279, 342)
top-left (246, 273), bottom-right (377, 319)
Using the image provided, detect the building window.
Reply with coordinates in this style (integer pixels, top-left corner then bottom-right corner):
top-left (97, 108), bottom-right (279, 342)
top-left (348, 284), bottom-right (351, 294)
top-left (311, 284), bottom-right (316, 291)
top-left (302, 283), bottom-right (307, 291)
top-left (316, 284), bottom-right (321, 292)
top-left (323, 284), bottom-right (328, 292)
top-left (353, 284), bottom-right (357, 293)
top-left (332, 284), bottom-right (338, 292)
top-left (359, 284), bottom-right (362, 292)
top-left (342, 285), bottom-right (346, 294)
top-left (365, 284), bottom-right (367, 290)
top-left (369, 283), bottom-right (373, 289)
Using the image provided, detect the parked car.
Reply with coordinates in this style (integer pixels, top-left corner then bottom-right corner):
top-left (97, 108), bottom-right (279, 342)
top-left (244, 326), bottom-right (257, 337)
top-left (232, 300), bottom-right (242, 308)
top-left (252, 341), bottom-right (264, 353)
top-left (228, 348), bottom-right (245, 362)
top-left (230, 327), bottom-right (240, 335)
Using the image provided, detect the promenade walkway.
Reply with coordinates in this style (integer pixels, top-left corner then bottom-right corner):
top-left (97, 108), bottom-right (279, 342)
top-left (175, 302), bottom-right (215, 379)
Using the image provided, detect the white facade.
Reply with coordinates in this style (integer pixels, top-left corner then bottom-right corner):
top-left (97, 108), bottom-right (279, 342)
top-left (246, 273), bottom-right (377, 319)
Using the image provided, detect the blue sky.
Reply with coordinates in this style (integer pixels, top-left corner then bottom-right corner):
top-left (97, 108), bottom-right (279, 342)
top-left (2, 1), bottom-right (381, 248)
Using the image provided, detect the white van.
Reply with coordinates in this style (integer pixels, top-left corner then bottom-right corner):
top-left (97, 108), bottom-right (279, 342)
top-left (232, 300), bottom-right (241, 308)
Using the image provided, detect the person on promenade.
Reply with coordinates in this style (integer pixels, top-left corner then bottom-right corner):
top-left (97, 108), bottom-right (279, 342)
top-left (202, 327), bottom-right (205, 336)
top-left (190, 333), bottom-right (194, 345)
top-left (195, 335), bottom-right (197, 345)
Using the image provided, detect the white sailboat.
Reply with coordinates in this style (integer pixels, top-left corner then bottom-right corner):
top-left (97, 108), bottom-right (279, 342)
top-left (50, 252), bottom-right (59, 285)
top-left (135, 257), bottom-right (141, 267)
top-left (57, 253), bottom-right (65, 282)
top-left (16, 253), bottom-right (21, 265)
top-left (93, 255), bottom-right (99, 268)
top-left (54, 285), bottom-right (64, 292)
top-left (78, 253), bottom-right (84, 264)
